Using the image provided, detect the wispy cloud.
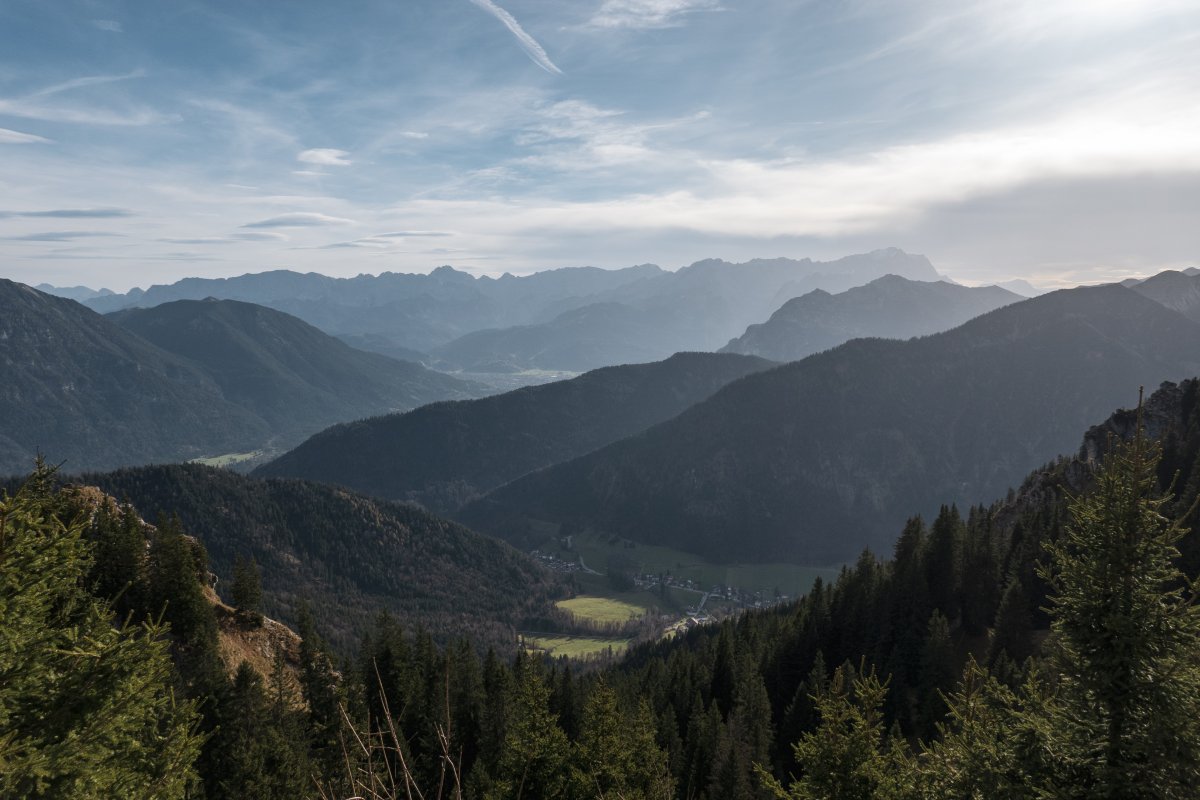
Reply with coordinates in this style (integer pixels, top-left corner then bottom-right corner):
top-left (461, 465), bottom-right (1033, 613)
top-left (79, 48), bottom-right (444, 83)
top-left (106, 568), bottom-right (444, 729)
top-left (4, 231), bottom-right (123, 242)
top-left (0, 128), bottom-right (52, 144)
top-left (232, 231), bottom-right (289, 241)
top-left (399, 131), bottom-right (429, 140)
top-left (158, 237), bottom-right (235, 245)
top-left (586, 0), bottom-right (721, 29)
top-left (0, 77), bottom-right (166, 126)
top-left (0, 208), bottom-right (133, 219)
top-left (241, 212), bottom-right (355, 228)
top-left (315, 230), bottom-right (454, 249)
top-left (92, 19), bottom-right (123, 33)
top-left (298, 148), bottom-right (352, 166)
top-left (28, 70), bottom-right (146, 99)
top-left (467, 0), bottom-right (563, 75)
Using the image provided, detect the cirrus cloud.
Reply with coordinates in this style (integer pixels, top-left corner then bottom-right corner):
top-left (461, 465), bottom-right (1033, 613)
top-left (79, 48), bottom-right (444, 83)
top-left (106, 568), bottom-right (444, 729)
top-left (0, 127), bottom-right (52, 144)
top-left (586, 0), bottom-right (721, 29)
top-left (298, 148), bottom-right (352, 166)
top-left (241, 212), bottom-right (356, 229)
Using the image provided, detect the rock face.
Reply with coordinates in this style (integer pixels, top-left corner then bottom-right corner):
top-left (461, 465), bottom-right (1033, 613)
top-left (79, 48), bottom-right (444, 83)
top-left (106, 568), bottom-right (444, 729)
top-left (460, 285), bottom-right (1200, 565)
top-left (1078, 379), bottom-right (1192, 464)
top-left (721, 275), bottom-right (1021, 362)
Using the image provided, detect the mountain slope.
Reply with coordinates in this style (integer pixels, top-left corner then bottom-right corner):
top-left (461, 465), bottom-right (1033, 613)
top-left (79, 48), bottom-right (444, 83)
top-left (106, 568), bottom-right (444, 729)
top-left (0, 280), bottom-right (270, 474)
top-left (75, 464), bottom-right (564, 653)
top-left (460, 285), bottom-right (1200, 564)
top-left (1131, 269), bottom-right (1200, 323)
top-left (721, 275), bottom-right (1021, 362)
top-left (430, 302), bottom-right (696, 373)
top-left (255, 351), bottom-right (773, 513)
top-left (108, 298), bottom-right (483, 445)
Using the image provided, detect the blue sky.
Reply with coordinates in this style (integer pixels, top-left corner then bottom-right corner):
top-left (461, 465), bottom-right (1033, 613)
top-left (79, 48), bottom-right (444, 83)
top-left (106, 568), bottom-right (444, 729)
top-left (1, 0), bottom-right (1198, 291)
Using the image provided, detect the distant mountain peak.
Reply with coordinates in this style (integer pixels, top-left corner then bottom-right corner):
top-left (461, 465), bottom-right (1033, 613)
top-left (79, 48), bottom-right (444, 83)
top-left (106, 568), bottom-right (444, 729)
top-left (722, 274), bottom-right (1020, 362)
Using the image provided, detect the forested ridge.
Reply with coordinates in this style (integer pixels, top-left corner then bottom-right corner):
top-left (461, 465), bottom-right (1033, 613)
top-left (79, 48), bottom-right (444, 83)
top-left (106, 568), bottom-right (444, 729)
top-left (4, 379), bottom-right (1199, 797)
top-left (256, 351), bottom-right (772, 514)
top-left (70, 463), bottom-right (568, 653)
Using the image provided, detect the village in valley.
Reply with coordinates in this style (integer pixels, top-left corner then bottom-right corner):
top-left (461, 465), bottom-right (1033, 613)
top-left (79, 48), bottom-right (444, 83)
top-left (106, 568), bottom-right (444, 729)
top-left (523, 532), bottom-right (811, 659)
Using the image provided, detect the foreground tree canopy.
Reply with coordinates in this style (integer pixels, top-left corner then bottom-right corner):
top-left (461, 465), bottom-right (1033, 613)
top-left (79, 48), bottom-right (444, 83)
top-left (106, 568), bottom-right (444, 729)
top-left (0, 466), bottom-right (203, 799)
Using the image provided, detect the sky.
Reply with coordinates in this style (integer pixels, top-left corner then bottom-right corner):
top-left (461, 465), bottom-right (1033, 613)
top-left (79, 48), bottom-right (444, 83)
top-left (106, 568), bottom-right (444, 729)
top-left (1, 0), bottom-right (1198, 291)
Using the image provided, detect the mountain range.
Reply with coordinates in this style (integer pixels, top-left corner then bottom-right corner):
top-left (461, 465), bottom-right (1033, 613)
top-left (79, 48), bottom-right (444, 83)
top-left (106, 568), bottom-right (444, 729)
top-left (0, 282), bottom-right (481, 474)
top-left (79, 249), bottom-right (941, 375)
top-left (721, 275), bottom-right (1021, 362)
top-left (428, 249), bottom-right (942, 373)
top-left (459, 283), bottom-right (1200, 564)
top-left (255, 351), bottom-right (772, 513)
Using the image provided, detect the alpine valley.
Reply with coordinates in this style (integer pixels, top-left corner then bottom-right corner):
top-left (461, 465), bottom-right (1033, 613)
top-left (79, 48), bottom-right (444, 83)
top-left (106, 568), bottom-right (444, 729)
top-left (8, 253), bottom-right (1200, 800)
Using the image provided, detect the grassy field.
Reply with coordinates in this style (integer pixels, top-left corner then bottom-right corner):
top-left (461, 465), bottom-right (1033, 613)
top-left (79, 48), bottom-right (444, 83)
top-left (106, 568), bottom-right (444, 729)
top-left (556, 595), bottom-right (648, 624)
top-left (190, 450), bottom-right (265, 468)
top-left (523, 634), bottom-right (631, 659)
top-left (565, 533), bottom-right (841, 599)
top-left (568, 571), bottom-right (696, 615)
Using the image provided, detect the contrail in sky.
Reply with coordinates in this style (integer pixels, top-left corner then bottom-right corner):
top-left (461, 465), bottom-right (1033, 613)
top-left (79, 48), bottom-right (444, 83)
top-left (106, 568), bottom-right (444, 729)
top-left (467, 0), bottom-right (563, 75)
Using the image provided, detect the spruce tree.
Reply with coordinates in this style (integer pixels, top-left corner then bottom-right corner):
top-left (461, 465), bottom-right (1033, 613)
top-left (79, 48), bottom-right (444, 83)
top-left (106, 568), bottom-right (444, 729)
top-left (1034, 423), bottom-right (1200, 798)
top-left (569, 683), bottom-right (674, 800)
top-left (0, 468), bottom-right (203, 799)
top-left (231, 553), bottom-right (264, 625)
top-left (915, 609), bottom-right (956, 741)
top-left (486, 662), bottom-right (569, 800)
top-left (761, 665), bottom-right (914, 800)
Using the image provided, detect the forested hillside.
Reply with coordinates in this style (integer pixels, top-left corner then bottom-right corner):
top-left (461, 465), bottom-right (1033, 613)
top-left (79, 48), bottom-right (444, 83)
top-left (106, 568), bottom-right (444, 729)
top-left (74, 464), bottom-right (565, 652)
top-left (257, 352), bottom-right (771, 512)
top-left (0, 280), bottom-right (271, 474)
top-left (462, 285), bottom-right (1200, 563)
top-left (109, 297), bottom-right (483, 446)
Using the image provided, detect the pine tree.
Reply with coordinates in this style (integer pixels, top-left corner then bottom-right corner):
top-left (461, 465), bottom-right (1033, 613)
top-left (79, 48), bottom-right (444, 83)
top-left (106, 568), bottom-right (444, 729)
top-left (569, 682), bottom-right (674, 799)
top-left (486, 661), bottom-right (569, 800)
top-left (915, 610), bottom-right (956, 741)
top-left (296, 601), bottom-right (344, 788)
top-left (231, 553), bottom-right (264, 626)
top-left (1033, 422), bottom-right (1200, 798)
top-left (0, 467), bottom-right (204, 799)
top-left (208, 661), bottom-right (309, 800)
top-left (918, 656), bottom-right (1039, 800)
top-left (924, 505), bottom-right (964, 621)
top-left (761, 665), bottom-right (914, 800)
top-left (986, 577), bottom-right (1034, 667)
